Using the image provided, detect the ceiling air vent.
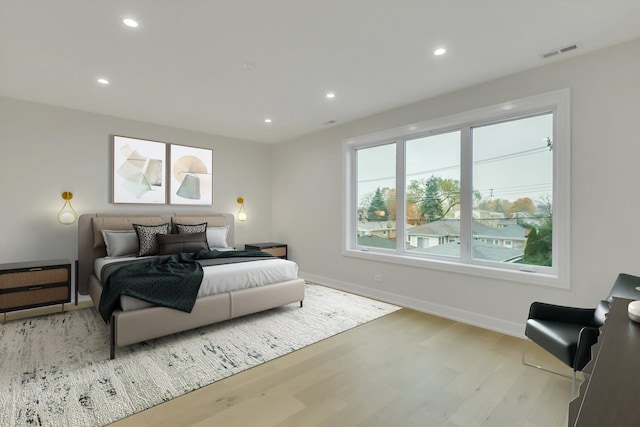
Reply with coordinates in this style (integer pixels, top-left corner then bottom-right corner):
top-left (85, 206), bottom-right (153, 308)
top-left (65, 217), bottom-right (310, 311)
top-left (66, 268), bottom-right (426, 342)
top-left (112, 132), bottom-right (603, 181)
top-left (540, 43), bottom-right (579, 59)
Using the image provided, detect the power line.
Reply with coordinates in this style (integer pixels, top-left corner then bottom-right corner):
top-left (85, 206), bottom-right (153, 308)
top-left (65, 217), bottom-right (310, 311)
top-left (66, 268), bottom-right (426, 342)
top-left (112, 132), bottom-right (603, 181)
top-left (359, 143), bottom-right (551, 184)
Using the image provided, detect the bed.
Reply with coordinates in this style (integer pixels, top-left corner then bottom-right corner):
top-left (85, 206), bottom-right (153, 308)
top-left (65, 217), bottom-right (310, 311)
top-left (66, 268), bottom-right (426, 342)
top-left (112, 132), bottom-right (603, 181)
top-left (77, 213), bottom-right (305, 359)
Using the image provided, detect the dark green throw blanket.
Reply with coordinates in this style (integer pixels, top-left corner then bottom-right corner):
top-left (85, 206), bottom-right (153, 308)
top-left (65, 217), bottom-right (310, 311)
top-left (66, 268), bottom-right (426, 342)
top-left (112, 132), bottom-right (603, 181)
top-left (98, 249), bottom-right (275, 322)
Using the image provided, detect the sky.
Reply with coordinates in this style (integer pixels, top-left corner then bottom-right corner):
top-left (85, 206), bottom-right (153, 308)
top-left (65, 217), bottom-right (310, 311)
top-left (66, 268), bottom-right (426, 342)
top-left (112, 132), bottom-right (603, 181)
top-left (357, 113), bottom-right (553, 209)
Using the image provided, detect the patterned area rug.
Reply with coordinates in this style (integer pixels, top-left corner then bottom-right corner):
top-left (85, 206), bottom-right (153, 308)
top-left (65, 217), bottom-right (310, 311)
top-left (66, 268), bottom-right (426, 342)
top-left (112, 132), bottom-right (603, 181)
top-left (0, 283), bottom-right (399, 426)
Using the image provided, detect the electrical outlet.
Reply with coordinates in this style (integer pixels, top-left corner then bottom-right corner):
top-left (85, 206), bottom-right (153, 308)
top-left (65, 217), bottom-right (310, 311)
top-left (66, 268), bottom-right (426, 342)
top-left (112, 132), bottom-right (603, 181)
top-left (374, 274), bottom-right (382, 282)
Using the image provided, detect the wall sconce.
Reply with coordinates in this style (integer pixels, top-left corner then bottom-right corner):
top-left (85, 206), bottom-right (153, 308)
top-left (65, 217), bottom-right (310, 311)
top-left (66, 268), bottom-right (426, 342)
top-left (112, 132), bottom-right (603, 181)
top-left (237, 197), bottom-right (247, 221)
top-left (57, 191), bottom-right (78, 225)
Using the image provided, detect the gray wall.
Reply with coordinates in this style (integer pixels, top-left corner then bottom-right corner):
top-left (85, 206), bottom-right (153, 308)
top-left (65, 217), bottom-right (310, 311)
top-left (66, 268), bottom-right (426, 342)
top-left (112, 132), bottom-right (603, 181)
top-left (271, 37), bottom-right (640, 336)
top-left (2, 38), bottom-right (639, 333)
top-left (0, 98), bottom-right (274, 297)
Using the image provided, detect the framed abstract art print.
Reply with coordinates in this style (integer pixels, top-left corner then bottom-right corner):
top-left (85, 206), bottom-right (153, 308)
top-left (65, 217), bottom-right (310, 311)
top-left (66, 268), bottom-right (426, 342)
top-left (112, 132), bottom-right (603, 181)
top-left (112, 135), bottom-right (167, 204)
top-left (169, 144), bottom-right (213, 205)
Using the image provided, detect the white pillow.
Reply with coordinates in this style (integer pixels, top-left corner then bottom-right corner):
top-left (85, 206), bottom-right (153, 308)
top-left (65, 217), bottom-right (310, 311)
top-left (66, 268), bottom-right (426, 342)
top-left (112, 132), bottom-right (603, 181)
top-left (101, 230), bottom-right (139, 257)
top-left (206, 225), bottom-right (230, 249)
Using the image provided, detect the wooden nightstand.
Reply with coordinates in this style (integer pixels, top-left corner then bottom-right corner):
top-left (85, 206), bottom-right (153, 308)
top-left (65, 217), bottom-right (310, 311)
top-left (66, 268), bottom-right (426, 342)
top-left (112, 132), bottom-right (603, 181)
top-left (245, 242), bottom-right (288, 259)
top-left (0, 259), bottom-right (71, 323)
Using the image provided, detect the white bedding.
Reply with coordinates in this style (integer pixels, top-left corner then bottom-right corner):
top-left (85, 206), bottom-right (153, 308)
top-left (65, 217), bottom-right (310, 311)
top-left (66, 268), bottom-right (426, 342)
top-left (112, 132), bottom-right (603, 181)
top-left (95, 255), bottom-right (299, 311)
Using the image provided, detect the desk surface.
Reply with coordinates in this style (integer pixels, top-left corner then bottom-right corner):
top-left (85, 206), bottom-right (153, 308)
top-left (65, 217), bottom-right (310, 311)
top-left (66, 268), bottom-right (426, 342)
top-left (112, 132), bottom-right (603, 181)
top-left (571, 297), bottom-right (640, 426)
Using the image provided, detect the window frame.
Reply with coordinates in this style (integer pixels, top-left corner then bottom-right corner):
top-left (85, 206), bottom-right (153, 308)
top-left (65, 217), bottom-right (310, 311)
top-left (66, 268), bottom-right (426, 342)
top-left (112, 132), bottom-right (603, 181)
top-left (343, 89), bottom-right (571, 288)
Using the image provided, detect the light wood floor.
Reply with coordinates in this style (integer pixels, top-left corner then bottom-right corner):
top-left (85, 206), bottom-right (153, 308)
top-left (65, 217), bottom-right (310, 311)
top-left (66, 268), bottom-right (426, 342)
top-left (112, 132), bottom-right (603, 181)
top-left (108, 308), bottom-right (571, 427)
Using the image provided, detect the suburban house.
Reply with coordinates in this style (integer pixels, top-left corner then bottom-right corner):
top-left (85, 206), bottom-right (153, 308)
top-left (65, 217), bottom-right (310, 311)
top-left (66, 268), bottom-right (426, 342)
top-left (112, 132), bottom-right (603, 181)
top-left (406, 219), bottom-right (527, 259)
top-left (356, 219), bottom-right (397, 239)
top-left (1, 2), bottom-right (639, 425)
top-left (412, 241), bottom-right (525, 263)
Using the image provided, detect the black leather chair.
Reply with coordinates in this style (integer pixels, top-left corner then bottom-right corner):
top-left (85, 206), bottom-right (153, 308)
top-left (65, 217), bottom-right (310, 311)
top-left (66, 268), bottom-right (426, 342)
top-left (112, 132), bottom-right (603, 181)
top-left (523, 273), bottom-right (640, 395)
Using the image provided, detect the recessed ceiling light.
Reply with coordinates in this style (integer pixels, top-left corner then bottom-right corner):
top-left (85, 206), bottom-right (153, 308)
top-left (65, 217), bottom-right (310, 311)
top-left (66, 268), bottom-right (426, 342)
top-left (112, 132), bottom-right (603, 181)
top-left (264, 118), bottom-right (272, 123)
top-left (434, 48), bottom-right (446, 56)
top-left (97, 78), bottom-right (109, 85)
top-left (326, 92), bottom-right (336, 99)
top-left (123, 18), bottom-right (139, 28)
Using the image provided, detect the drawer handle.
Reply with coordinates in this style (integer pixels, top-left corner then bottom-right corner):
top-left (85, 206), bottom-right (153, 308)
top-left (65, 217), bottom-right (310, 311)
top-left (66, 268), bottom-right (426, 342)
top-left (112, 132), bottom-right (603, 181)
top-left (28, 286), bottom-right (43, 291)
top-left (29, 268), bottom-right (43, 271)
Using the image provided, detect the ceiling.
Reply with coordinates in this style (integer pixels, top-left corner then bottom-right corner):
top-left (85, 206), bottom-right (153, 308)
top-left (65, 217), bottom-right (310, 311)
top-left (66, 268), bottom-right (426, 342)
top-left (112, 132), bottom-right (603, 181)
top-left (1, 1), bottom-right (639, 144)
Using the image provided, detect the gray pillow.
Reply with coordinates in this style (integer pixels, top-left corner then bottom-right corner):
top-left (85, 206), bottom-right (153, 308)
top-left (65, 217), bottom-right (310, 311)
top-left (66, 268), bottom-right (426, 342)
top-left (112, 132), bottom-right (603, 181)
top-left (101, 230), bottom-right (139, 257)
top-left (133, 223), bottom-right (170, 256)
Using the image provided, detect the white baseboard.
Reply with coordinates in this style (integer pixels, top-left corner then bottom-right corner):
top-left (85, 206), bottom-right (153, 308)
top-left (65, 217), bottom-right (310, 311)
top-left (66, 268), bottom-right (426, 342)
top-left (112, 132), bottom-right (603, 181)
top-left (300, 271), bottom-right (526, 339)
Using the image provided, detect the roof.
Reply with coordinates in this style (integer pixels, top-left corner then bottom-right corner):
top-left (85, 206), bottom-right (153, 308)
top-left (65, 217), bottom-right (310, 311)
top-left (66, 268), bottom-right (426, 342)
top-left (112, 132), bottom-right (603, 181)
top-left (408, 241), bottom-right (523, 262)
top-left (474, 224), bottom-right (526, 240)
top-left (407, 219), bottom-right (526, 241)
top-left (406, 219), bottom-right (460, 237)
top-left (357, 235), bottom-right (396, 249)
top-left (358, 220), bottom-right (396, 232)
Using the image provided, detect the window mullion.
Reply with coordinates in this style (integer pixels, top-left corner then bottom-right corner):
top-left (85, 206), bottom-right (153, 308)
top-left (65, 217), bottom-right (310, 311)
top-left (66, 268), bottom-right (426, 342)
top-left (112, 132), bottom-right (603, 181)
top-left (459, 126), bottom-right (472, 262)
top-left (396, 140), bottom-right (405, 254)
top-left (347, 144), bottom-right (357, 250)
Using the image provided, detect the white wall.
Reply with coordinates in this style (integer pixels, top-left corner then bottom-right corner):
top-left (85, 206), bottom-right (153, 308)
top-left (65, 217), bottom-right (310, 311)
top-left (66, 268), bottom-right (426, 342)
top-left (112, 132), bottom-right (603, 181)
top-left (0, 98), bottom-right (274, 295)
top-left (2, 38), bottom-right (638, 334)
top-left (271, 38), bottom-right (640, 336)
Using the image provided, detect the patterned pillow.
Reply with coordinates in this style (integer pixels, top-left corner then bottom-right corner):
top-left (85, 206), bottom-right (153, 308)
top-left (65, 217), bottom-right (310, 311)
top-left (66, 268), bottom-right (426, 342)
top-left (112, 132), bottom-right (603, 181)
top-left (133, 223), bottom-right (170, 256)
top-left (175, 222), bottom-right (207, 234)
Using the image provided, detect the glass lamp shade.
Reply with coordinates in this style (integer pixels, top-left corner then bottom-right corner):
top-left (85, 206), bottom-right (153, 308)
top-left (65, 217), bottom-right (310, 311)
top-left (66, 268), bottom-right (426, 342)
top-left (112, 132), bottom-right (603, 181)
top-left (237, 197), bottom-right (247, 221)
top-left (238, 207), bottom-right (247, 221)
top-left (57, 192), bottom-right (78, 225)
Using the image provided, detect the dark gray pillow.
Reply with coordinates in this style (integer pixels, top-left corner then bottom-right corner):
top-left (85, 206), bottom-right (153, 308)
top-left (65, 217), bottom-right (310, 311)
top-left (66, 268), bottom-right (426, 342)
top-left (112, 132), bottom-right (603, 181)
top-left (175, 222), bottom-right (207, 234)
top-left (133, 223), bottom-right (170, 256)
top-left (157, 232), bottom-right (208, 255)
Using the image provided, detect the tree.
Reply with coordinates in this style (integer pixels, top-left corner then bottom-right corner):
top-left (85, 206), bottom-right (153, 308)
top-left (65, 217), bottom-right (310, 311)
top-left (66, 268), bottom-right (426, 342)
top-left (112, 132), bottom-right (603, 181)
top-left (523, 219), bottom-right (552, 266)
top-left (508, 197), bottom-right (535, 216)
top-left (421, 176), bottom-right (444, 222)
top-left (358, 192), bottom-right (374, 213)
top-left (366, 188), bottom-right (389, 221)
top-left (407, 176), bottom-right (461, 222)
top-left (476, 198), bottom-right (512, 215)
top-left (381, 188), bottom-right (397, 220)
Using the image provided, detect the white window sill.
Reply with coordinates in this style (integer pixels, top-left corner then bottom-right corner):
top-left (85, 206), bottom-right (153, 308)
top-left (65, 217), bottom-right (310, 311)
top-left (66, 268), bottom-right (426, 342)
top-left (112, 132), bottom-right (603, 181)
top-left (343, 248), bottom-right (568, 289)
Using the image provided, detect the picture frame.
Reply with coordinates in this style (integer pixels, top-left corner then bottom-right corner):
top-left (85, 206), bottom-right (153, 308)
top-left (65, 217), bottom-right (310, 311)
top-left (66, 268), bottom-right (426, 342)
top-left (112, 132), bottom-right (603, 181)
top-left (169, 144), bottom-right (213, 205)
top-left (112, 135), bottom-right (167, 204)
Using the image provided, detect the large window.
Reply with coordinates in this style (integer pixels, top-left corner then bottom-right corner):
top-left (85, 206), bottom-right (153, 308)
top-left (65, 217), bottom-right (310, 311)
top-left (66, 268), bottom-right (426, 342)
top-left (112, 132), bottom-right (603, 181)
top-left (345, 90), bottom-right (570, 287)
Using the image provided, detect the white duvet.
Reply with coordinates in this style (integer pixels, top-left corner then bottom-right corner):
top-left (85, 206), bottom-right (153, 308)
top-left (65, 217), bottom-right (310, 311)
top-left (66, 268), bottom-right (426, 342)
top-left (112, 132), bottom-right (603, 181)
top-left (95, 255), bottom-right (299, 311)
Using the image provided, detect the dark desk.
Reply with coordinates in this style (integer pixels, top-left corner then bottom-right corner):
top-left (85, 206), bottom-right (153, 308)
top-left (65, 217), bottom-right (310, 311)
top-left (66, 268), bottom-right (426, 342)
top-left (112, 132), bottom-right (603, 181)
top-left (569, 297), bottom-right (640, 426)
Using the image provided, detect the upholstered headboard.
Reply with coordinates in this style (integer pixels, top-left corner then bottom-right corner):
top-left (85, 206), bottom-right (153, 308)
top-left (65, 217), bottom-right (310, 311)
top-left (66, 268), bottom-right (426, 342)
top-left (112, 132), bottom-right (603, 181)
top-left (77, 213), bottom-right (235, 295)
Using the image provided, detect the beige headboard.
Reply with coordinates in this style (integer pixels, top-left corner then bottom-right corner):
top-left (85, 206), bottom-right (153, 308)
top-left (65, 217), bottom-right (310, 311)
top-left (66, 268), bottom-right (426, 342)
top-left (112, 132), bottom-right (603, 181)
top-left (77, 212), bottom-right (235, 295)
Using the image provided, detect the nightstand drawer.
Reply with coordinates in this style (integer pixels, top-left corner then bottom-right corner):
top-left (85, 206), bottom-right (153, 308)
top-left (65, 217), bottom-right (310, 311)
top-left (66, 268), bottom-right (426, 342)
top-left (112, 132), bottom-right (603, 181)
top-left (0, 286), bottom-right (69, 309)
top-left (262, 246), bottom-right (286, 258)
top-left (0, 267), bottom-right (69, 289)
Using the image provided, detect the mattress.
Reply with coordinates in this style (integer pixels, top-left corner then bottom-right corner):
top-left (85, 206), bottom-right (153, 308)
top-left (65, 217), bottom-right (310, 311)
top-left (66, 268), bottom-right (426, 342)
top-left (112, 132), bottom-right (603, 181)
top-left (95, 255), bottom-right (299, 311)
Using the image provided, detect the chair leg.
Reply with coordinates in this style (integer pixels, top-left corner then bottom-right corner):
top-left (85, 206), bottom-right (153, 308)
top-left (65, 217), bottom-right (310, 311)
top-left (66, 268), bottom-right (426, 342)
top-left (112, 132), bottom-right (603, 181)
top-left (521, 338), bottom-right (575, 380)
top-left (522, 339), bottom-right (585, 398)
